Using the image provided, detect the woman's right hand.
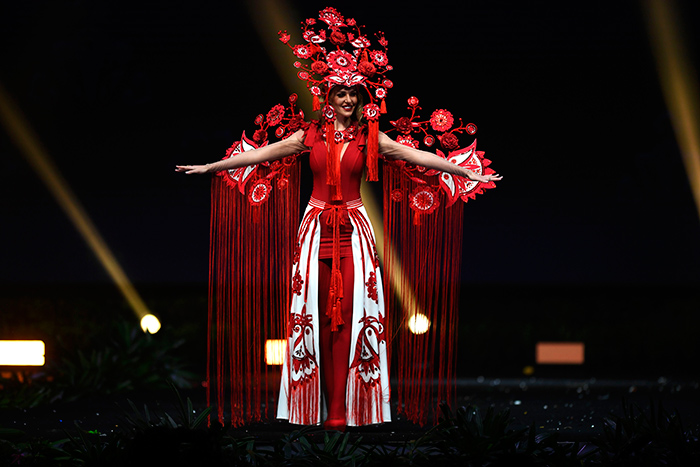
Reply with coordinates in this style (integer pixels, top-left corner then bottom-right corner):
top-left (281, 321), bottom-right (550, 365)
top-left (175, 164), bottom-right (211, 174)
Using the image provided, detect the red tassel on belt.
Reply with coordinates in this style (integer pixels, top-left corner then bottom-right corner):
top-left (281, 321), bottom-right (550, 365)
top-left (325, 204), bottom-right (346, 331)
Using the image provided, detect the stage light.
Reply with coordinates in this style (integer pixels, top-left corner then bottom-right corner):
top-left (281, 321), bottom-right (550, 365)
top-left (536, 342), bottom-right (585, 365)
top-left (140, 314), bottom-right (161, 334)
top-left (407, 313), bottom-right (431, 335)
top-left (265, 339), bottom-right (286, 365)
top-left (0, 340), bottom-right (45, 366)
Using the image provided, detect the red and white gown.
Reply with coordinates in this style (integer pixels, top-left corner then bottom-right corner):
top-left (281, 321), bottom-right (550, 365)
top-left (277, 122), bottom-right (391, 426)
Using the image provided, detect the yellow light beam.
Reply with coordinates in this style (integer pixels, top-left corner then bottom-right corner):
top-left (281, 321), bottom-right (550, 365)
top-left (0, 82), bottom-right (152, 322)
top-left (361, 181), bottom-right (422, 324)
top-left (644, 0), bottom-right (700, 220)
top-left (243, 0), bottom-right (312, 110)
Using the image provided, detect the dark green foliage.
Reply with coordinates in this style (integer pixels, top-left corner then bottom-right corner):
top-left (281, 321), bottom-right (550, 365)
top-left (589, 398), bottom-right (700, 466)
top-left (56, 320), bottom-right (197, 401)
top-left (0, 320), bottom-right (197, 409)
top-left (264, 428), bottom-right (371, 466)
top-left (1, 398), bottom-right (698, 466)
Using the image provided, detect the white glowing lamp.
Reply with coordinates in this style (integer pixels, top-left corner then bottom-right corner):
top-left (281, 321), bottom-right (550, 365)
top-left (265, 339), bottom-right (287, 365)
top-left (407, 313), bottom-right (431, 334)
top-left (140, 314), bottom-right (161, 334)
top-left (0, 340), bottom-right (45, 366)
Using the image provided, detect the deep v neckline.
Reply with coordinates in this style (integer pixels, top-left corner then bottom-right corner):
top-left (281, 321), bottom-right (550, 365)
top-left (339, 140), bottom-right (351, 163)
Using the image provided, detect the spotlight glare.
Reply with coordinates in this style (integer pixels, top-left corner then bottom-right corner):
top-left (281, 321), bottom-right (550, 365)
top-left (140, 314), bottom-right (161, 334)
top-left (0, 340), bottom-right (45, 366)
top-left (265, 339), bottom-right (286, 365)
top-left (407, 313), bottom-right (431, 335)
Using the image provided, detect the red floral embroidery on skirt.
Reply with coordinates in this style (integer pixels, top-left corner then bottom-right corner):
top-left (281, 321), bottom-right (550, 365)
top-left (365, 271), bottom-right (378, 302)
top-left (292, 271), bottom-right (304, 295)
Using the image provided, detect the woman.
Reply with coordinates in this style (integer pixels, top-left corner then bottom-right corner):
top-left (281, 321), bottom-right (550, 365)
top-left (177, 84), bottom-right (500, 430)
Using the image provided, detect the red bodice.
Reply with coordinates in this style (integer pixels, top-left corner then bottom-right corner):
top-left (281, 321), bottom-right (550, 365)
top-left (303, 122), bottom-right (367, 259)
top-left (304, 122), bottom-right (367, 203)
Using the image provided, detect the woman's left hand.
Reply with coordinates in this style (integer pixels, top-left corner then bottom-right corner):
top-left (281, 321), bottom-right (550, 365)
top-left (469, 172), bottom-right (502, 183)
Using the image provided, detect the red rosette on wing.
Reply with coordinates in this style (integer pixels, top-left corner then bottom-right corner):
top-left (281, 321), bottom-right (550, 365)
top-left (248, 177), bottom-right (273, 206)
top-left (430, 109), bottom-right (454, 132)
top-left (408, 185), bottom-right (439, 225)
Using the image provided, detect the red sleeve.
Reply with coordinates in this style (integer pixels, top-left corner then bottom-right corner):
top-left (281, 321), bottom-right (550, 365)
top-left (303, 120), bottom-right (321, 148)
top-left (357, 124), bottom-right (368, 150)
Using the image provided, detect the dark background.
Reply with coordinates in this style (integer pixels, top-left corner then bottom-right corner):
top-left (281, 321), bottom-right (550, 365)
top-left (2, 0), bottom-right (699, 378)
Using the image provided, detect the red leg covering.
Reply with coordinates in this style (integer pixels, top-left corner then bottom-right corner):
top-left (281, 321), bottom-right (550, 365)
top-left (318, 256), bottom-right (355, 424)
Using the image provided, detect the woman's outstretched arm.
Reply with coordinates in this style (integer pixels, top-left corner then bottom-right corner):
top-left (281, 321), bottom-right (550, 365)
top-left (377, 132), bottom-right (502, 183)
top-left (176, 129), bottom-right (307, 174)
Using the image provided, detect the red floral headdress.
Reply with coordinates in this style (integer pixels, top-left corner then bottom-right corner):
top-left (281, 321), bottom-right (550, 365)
top-left (278, 7), bottom-right (392, 184)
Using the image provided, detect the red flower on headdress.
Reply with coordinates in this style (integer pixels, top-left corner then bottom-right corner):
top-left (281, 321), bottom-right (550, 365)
top-left (311, 60), bottom-right (329, 75)
top-left (293, 44), bottom-right (313, 59)
top-left (278, 30), bottom-right (291, 44)
top-left (363, 103), bottom-right (380, 121)
top-left (383, 79), bottom-right (393, 88)
top-left (350, 35), bottom-right (370, 48)
top-left (330, 31), bottom-right (347, 46)
top-left (347, 18), bottom-right (357, 26)
top-left (326, 50), bottom-right (356, 73)
top-left (254, 114), bottom-right (264, 125)
top-left (377, 32), bottom-right (388, 47)
top-left (407, 96), bottom-right (420, 107)
top-left (266, 104), bottom-right (285, 126)
top-left (357, 60), bottom-right (376, 77)
top-left (375, 87), bottom-right (387, 99)
top-left (409, 186), bottom-right (439, 215)
top-left (369, 50), bottom-right (388, 66)
top-left (248, 178), bottom-right (272, 205)
top-left (466, 123), bottom-right (477, 135)
top-left (303, 29), bottom-right (326, 44)
top-left (319, 7), bottom-right (344, 26)
top-left (439, 132), bottom-right (460, 150)
top-left (430, 109), bottom-right (454, 132)
top-left (310, 85), bottom-right (321, 96)
top-left (323, 105), bottom-right (336, 122)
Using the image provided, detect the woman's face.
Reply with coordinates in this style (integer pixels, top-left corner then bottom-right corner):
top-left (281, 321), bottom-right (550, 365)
top-left (329, 86), bottom-right (358, 121)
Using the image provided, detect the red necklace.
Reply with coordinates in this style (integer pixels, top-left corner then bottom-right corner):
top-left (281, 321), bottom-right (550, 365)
top-left (323, 123), bottom-right (358, 144)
